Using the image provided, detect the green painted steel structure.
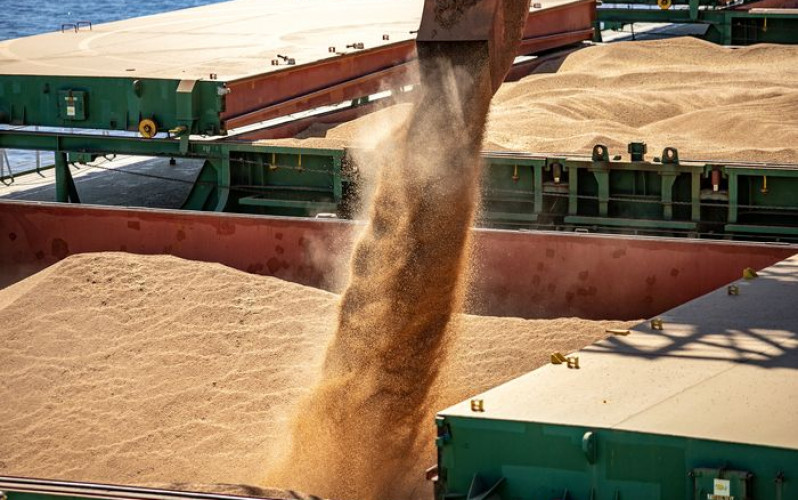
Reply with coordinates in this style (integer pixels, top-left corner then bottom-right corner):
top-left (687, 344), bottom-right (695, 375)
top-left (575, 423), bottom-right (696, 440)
top-left (0, 130), bottom-right (346, 214)
top-left (595, 0), bottom-right (798, 45)
top-left (0, 129), bottom-right (796, 240)
top-left (434, 416), bottom-right (797, 499)
top-left (0, 76), bottom-right (227, 136)
top-left (482, 144), bottom-right (798, 238)
top-left (434, 253), bottom-right (798, 500)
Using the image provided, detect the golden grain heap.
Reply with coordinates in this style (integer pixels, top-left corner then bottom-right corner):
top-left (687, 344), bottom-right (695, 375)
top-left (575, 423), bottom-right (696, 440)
top-left (0, 253), bottom-right (632, 499)
top-left (270, 37), bottom-right (798, 164)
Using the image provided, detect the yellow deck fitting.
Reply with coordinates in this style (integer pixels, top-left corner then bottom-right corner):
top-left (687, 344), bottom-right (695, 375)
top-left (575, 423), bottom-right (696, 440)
top-left (743, 267), bottom-right (759, 280)
top-left (137, 118), bottom-right (157, 139)
top-left (567, 356), bottom-right (580, 369)
top-left (728, 284), bottom-right (740, 296)
top-left (651, 318), bottom-right (664, 330)
top-left (551, 352), bottom-right (568, 364)
top-left (606, 328), bottom-right (631, 336)
top-left (269, 152), bottom-right (277, 171)
top-left (470, 399), bottom-right (485, 412)
top-left (168, 125), bottom-right (187, 136)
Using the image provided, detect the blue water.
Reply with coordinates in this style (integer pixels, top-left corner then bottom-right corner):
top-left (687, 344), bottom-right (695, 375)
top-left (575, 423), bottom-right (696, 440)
top-left (0, 0), bottom-right (228, 173)
top-left (1, 0), bottom-right (228, 41)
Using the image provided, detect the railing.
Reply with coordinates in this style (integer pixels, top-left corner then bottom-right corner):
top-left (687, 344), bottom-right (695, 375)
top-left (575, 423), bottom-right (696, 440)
top-left (60, 21), bottom-right (92, 33)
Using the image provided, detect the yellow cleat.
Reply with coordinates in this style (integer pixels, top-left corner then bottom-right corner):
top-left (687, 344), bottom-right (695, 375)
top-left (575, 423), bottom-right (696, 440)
top-left (743, 267), bottom-right (759, 280)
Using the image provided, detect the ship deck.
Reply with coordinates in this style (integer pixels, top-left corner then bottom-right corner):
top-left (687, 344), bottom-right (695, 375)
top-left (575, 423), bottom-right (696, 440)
top-left (0, 0), bottom-right (596, 131)
top-left (441, 253), bottom-right (798, 450)
top-left (0, 0), bottom-right (591, 82)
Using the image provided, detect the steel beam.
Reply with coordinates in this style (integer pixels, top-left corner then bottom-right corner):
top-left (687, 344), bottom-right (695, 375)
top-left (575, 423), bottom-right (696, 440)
top-left (54, 152), bottom-right (79, 203)
top-left (222, 43), bottom-right (418, 130)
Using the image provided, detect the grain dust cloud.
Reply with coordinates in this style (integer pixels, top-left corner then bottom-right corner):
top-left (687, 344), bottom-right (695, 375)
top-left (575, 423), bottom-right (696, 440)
top-left (267, 4), bottom-right (529, 499)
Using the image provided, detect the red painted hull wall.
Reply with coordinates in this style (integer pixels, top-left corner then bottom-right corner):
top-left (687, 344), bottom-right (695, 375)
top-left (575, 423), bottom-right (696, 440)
top-left (1, 201), bottom-right (794, 320)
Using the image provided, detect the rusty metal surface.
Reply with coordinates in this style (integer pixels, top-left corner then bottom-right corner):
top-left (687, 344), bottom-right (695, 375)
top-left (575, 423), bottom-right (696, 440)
top-left (468, 229), bottom-right (796, 319)
top-left (0, 201), bottom-right (353, 294)
top-left (223, 51), bottom-right (418, 130)
top-left (417, 0), bottom-right (502, 41)
top-left (234, 99), bottom-right (394, 141)
top-left (516, 28), bottom-right (594, 56)
top-left (223, 0), bottom-right (593, 129)
top-left (2, 201), bottom-right (794, 320)
top-left (518, 0), bottom-right (595, 55)
top-left (441, 254), bottom-right (798, 449)
top-left (416, 0), bottom-right (531, 91)
top-left (222, 43), bottom-right (418, 129)
top-left (522, 0), bottom-right (595, 39)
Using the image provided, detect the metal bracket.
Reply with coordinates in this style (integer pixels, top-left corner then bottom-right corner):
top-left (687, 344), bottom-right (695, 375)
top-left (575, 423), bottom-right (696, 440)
top-left (176, 80), bottom-right (198, 135)
top-left (661, 147), bottom-right (679, 165)
top-left (775, 471), bottom-right (785, 500)
top-left (592, 144), bottom-right (610, 162)
top-left (582, 431), bottom-right (597, 464)
top-left (628, 142), bottom-right (647, 162)
top-left (466, 474), bottom-right (505, 500)
top-left (435, 417), bottom-right (452, 448)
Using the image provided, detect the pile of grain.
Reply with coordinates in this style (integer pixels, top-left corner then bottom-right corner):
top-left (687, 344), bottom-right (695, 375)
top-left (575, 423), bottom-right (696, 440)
top-left (0, 252), bottom-right (634, 498)
top-left (268, 37), bottom-right (798, 163)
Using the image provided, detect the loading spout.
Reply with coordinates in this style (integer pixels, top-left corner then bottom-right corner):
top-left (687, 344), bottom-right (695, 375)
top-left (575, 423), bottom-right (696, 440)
top-left (417, 0), bottom-right (532, 92)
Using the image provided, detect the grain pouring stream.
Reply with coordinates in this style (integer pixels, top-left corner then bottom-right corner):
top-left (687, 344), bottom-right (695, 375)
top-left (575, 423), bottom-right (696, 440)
top-left (267, 3), bottom-right (531, 498)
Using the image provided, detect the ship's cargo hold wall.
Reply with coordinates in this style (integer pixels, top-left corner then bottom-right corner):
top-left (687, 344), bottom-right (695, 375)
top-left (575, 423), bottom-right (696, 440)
top-left (1, 201), bottom-right (793, 319)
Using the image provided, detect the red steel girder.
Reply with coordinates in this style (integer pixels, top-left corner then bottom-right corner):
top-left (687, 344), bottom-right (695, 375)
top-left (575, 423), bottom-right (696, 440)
top-left (223, 43), bottom-right (416, 129)
top-left (221, 1), bottom-right (596, 132)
